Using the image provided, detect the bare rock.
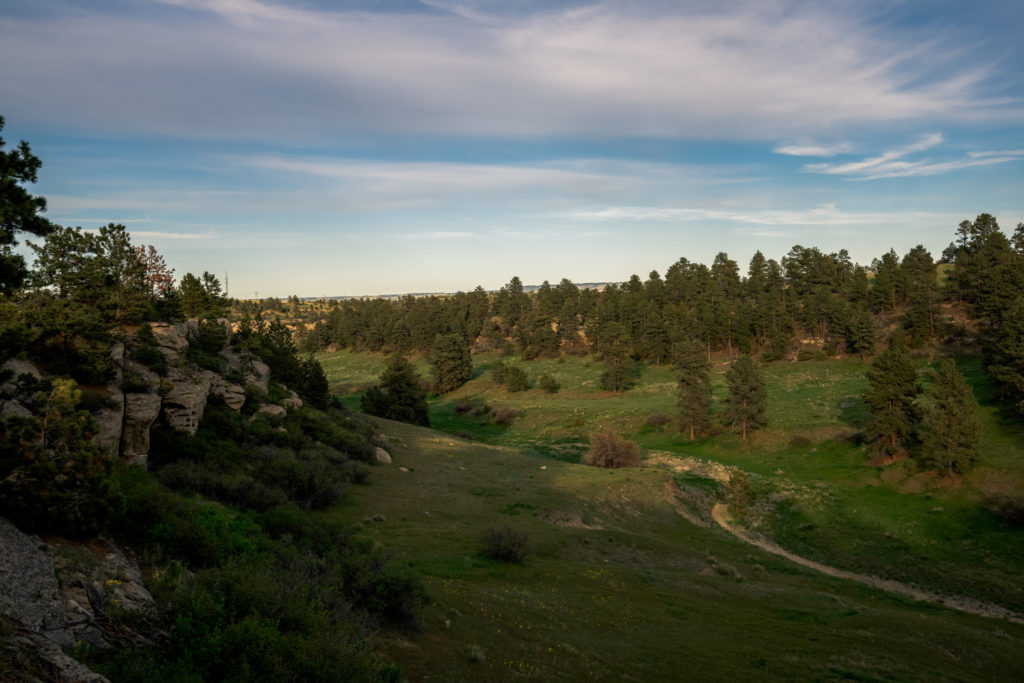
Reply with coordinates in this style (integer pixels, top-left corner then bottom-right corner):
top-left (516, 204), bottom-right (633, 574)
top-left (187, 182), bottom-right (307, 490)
top-left (0, 357), bottom-right (43, 387)
top-left (282, 390), bottom-right (303, 411)
top-left (210, 374), bottom-right (246, 411)
top-left (162, 367), bottom-right (213, 435)
top-left (374, 447), bottom-right (392, 464)
top-left (0, 517), bottom-right (72, 648)
top-left (220, 349), bottom-right (270, 392)
top-left (122, 393), bottom-right (163, 464)
top-left (254, 403), bottom-right (287, 421)
top-left (149, 322), bottom-right (190, 362)
top-left (0, 398), bottom-right (32, 420)
top-left (10, 632), bottom-right (109, 682)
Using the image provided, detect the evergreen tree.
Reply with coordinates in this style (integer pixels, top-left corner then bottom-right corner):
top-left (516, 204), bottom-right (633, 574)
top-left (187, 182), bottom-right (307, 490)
top-left (362, 354), bottom-right (430, 426)
top-left (918, 360), bottom-right (980, 475)
top-left (598, 320), bottom-right (632, 393)
top-left (299, 355), bottom-right (331, 410)
top-left (429, 333), bottom-right (472, 394)
top-left (863, 340), bottom-right (920, 457)
top-left (845, 308), bottom-right (876, 361)
top-left (0, 116), bottom-right (54, 294)
top-left (723, 354), bottom-right (767, 440)
top-left (988, 296), bottom-right (1024, 417)
top-left (675, 338), bottom-right (711, 440)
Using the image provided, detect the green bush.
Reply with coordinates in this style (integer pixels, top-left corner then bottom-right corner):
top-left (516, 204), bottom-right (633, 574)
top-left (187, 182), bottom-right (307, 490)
top-left (479, 525), bottom-right (533, 563)
top-left (539, 373), bottom-right (560, 394)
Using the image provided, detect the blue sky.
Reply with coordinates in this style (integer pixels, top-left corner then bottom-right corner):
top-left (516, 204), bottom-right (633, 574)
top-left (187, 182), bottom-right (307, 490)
top-left (2, 0), bottom-right (1022, 297)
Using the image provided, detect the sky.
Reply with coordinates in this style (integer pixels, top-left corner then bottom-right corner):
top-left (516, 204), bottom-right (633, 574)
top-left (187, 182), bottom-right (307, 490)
top-left (1, 0), bottom-right (1022, 298)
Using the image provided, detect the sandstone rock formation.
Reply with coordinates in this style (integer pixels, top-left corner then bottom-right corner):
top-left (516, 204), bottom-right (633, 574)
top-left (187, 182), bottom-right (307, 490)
top-left (122, 392), bottom-right (163, 464)
top-left (162, 367), bottom-right (213, 435)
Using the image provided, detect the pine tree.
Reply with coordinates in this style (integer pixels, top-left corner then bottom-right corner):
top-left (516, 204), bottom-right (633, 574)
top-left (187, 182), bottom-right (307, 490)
top-left (362, 353), bottom-right (430, 426)
top-left (918, 360), bottom-right (980, 475)
top-left (0, 116), bottom-right (55, 295)
top-left (723, 354), bottom-right (767, 440)
top-left (598, 320), bottom-right (632, 393)
top-left (675, 338), bottom-right (711, 440)
top-left (429, 333), bottom-right (472, 394)
top-left (863, 340), bottom-right (920, 457)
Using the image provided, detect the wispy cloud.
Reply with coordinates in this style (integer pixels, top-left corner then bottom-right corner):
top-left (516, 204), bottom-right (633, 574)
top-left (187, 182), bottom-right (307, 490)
top-left (1, 1), bottom-right (1019, 142)
top-left (557, 203), bottom-right (944, 227)
top-left (774, 142), bottom-right (854, 157)
top-left (804, 134), bottom-right (1024, 179)
top-left (401, 231), bottom-right (478, 240)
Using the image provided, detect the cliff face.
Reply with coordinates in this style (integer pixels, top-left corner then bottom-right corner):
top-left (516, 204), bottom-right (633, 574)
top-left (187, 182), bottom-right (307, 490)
top-left (0, 319), bottom-right (288, 468)
top-left (0, 320), bottom-right (299, 680)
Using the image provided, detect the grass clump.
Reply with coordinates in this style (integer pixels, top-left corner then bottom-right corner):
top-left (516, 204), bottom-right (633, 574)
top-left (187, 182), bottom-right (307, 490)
top-left (582, 430), bottom-right (641, 469)
top-left (479, 525), bottom-right (533, 563)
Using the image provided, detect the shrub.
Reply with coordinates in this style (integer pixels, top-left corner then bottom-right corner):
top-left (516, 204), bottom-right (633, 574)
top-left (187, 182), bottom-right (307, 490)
top-left (989, 497), bottom-right (1024, 527)
top-left (479, 525), bottom-right (533, 563)
top-left (582, 431), bottom-right (641, 469)
top-left (454, 400), bottom-right (473, 415)
top-left (539, 373), bottom-right (560, 394)
top-left (130, 343), bottom-right (168, 376)
top-left (790, 434), bottom-right (813, 448)
top-left (493, 408), bottom-right (520, 426)
top-left (504, 365), bottom-right (531, 392)
top-left (645, 413), bottom-right (670, 430)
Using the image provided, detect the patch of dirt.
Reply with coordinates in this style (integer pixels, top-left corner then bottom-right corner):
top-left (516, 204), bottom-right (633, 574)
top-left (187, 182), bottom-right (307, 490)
top-left (544, 510), bottom-right (602, 530)
top-left (709, 503), bottom-right (1024, 626)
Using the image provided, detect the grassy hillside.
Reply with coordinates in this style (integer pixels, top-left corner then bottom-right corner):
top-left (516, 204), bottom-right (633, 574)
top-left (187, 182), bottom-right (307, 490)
top-left (333, 418), bottom-right (1024, 681)
top-left (319, 350), bottom-right (1024, 616)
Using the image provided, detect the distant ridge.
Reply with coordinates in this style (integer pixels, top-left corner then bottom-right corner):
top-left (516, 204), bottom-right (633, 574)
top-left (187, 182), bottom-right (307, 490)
top-left (300, 282), bottom-right (616, 301)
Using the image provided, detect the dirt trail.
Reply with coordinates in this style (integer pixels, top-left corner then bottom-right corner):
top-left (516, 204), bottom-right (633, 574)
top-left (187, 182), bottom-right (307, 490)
top-left (710, 503), bottom-right (1024, 625)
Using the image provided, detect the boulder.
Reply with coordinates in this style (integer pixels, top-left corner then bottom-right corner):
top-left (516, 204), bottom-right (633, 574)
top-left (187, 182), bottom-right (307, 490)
top-left (282, 390), bottom-right (303, 411)
top-left (149, 322), bottom-right (190, 362)
top-left (122, 392), bottom-right (163, 464)
top-left (0, 517), bottom-right (72, 648)
top-left (210, 374), bottom-right (246, 411)
top-left (254, 403), bottom-right (287, 421)
top-left (0, 357), bottom-right (43, 389)
top-left (162, 367), bottom-right (213, 435)
top-left (0, 399), bottom-right (32, 420)
top-left (245, 357), bottom-right (271, 392)
top-left (374, 447), bottom-right (392, 464)
top-left (220, 349), bottom-right (270, 392)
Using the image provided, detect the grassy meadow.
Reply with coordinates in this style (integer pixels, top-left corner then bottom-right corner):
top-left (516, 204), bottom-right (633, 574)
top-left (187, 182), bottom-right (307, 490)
top-left (317, 349), bottom-right (1024, 678)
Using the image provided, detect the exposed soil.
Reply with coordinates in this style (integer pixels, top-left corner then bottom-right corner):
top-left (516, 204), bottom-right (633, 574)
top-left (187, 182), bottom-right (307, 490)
top-left (709, 502), bottom-right (1024, 625)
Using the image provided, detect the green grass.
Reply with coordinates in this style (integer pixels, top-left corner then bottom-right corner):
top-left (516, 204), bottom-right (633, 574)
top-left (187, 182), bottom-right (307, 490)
top-left (331, 418), bottom-right (1024, 681)
top-left (321, 349), bottom-right (1024, 619)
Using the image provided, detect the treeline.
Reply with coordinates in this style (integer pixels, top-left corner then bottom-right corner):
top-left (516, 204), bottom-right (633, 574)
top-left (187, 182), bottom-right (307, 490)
top-left (294, 214), bottom-right (1024, 416)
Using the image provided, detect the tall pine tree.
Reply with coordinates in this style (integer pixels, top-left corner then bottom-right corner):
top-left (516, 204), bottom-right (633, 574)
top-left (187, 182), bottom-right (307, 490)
top-left (863, 339), bottom-right (920, 457)
top-left (675, 339), bottom-right (711, 440)
top-left (724, 354), bottom-right (767, 441)
top-left (918, 360), bottom-right (979, 475)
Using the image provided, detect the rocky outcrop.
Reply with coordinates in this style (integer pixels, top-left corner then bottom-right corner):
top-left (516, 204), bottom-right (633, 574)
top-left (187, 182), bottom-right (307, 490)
top-left (210, 374), bottom-right (246, 411)
top-left (0, 517), bottom-right (73, 648)
top-left (221, 349), bottom-right (271, 392)
top-left (162, 367), bottom-right (213, 435)
top-left (122, 393), bottom-right (163, 464)
top-left (149, 321), bottom-right (191, 362)
top-left (374, 447), bottom-right (392, 464)
top-left (282, 390), bottom-right (303, 411)
top-left (255, 403), bottom-right (287, 421)
top-left (0, 358), bottom-right (42, 421)
top-left (0, 516), bottom-right (155, 681)
top-left (94, 343), bottom-right (126, 459)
